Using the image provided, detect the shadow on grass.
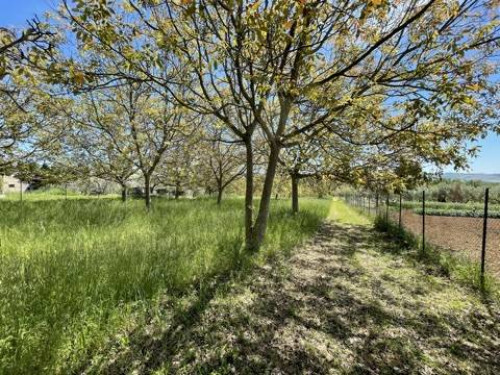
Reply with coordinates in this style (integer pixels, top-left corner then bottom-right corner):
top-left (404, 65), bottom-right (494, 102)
top-left (86, 222), bottom-right (500, 374)
top-left (91, 272), bottom-right (236, 374)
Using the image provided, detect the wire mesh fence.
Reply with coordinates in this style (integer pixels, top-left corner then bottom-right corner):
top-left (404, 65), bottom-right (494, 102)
top-left (343, 189), bottom-right (500, 285)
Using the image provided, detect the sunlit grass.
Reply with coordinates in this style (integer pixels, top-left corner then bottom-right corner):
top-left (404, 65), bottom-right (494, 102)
top-left (328, 198), bottom-right (371, 225)
top-left (2, 188), bottom-right (118, 201)
top-left (0, 197), bottom-right (330, 374)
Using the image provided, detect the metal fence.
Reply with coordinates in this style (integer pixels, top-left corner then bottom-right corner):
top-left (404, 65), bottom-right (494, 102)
top-left (344, 189), bottom-right (500, 286)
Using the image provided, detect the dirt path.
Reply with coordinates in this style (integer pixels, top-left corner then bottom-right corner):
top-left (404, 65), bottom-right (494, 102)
top-left (92, 208), bottom-right (500, 374)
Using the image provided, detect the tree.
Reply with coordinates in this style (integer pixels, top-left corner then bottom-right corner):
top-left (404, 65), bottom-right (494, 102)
top-left (63, 83), bottom-right (187, 209)
top-left (58, 97), bottom-right (138, 202)
top-left (279, 133), bottom-right (327, 213)
top-left (165, 0), bottom-right (499, 249)
top-left (1, 19), bottom-right (56, 166)
top-left (154, 133), bottom-right (198, 199)
top-left (57, 0), bottom-right (265, 247)
top-left (279, 125), bottom-right (366, 213)
top-left (200, 125), bottom-right (246, 204)
top-left (1, 18), bottom-right (52, 82)
top-left (64, 139), bottom-right (137, 202)
top-left (58, 0), bottom-right (500, 251)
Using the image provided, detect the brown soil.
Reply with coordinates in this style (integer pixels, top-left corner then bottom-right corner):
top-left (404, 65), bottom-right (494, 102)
top-left (395, 210), bottom-right (500, 277)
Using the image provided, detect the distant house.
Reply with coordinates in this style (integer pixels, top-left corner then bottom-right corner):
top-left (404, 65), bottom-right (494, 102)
top-left (0, 175), bottom-right (29, 196)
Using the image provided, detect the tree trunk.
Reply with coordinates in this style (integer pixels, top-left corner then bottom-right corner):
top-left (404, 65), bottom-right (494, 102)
top-left (291, 174), bottom-right (299, 214)
top-left (217, 183), bottom-right (223, 205)
top-left (247, 96), bottom-right (291, 251)
top-left (121, 185), bottom-right (127, 202)
top-left (144, 174), bottom-right (151, 211)
top-left (244, 138), bottom-right (254, 250)
top-left (249, 145), bottom-right (280, 252)
top-left (175, 182), bottom-right (180, 199)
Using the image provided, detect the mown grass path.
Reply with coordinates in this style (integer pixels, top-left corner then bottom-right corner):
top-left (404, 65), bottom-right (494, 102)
top-left (92, 200), bottom-right (499, 374)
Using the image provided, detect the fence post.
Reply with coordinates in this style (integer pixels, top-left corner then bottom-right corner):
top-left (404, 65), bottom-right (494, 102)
top-left (399, 192), bottom-right (402, 229)
top-left (385, 195), bottom-right (389, 221)
top-left (422, 191), bottom-right (426, 253)
top-left (481, 188), bottom-right (489, 289)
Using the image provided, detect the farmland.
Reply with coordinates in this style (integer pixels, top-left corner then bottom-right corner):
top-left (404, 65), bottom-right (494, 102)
top-left (0, 197), bottom-right (329, 374)
top-left (391, 198), bottom-right (500, 278)
top-left (398, 209), bottom-right (500, 278)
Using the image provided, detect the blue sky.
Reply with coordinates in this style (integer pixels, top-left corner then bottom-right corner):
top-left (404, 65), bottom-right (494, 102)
top-left (459, 133), bottom-right (500, 174)
top-left (1, 1), bottom-right (499, 174)
top-left (0, 1), bottom-right (56, 26)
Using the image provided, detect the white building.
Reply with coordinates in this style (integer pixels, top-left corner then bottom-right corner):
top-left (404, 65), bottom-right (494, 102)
top-left (0, 175), bottom-right (29, 196)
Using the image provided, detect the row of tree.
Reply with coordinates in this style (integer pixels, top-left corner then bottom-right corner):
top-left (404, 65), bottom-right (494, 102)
top-left (1, 0), bottom-right (499, 251)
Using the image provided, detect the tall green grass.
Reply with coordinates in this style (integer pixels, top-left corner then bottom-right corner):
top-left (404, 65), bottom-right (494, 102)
top-left (0, 197), bottom-right (330, 374)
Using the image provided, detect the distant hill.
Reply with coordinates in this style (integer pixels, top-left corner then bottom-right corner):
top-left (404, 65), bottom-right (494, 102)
top-left (443, 173), bottom-right (500, 183)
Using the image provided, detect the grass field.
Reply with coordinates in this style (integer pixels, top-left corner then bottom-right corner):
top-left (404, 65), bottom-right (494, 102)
top-left (0, 197), bottom-right (330, 374)
top-left (2, 189), bottom-right (119, 201)
top-left (83, 200), bottom-right (499, 374)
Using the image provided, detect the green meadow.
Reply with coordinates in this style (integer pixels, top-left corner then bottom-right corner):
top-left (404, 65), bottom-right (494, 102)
top-left (0, 197), bottom-right (330, 374)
